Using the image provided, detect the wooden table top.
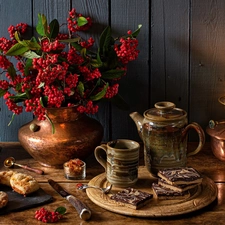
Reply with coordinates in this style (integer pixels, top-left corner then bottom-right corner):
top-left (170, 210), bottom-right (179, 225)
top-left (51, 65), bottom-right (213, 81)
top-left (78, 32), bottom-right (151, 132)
top-left (0, 142), bottom-right (224, 224)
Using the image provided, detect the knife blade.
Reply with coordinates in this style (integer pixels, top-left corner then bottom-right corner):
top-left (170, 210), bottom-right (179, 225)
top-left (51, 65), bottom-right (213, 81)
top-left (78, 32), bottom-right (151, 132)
top-left (48, 179), bottom-right (91, 221)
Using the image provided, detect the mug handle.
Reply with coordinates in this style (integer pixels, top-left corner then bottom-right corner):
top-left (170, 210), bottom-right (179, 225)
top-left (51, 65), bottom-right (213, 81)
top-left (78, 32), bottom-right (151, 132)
top-left (182, 122), bottom-right (205, 156)
top-left (94, 144), bottom-right (107, 170)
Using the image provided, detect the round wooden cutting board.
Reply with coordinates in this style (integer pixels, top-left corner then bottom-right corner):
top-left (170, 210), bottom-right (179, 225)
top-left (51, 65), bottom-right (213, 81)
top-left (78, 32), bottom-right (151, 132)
top-left (86, 166), bottom-right (217, 217)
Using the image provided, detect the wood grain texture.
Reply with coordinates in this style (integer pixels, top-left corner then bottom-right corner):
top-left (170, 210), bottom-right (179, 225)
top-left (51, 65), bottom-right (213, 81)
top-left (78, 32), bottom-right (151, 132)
top-left (190, 0), bottom-right (225, 133)
top-left (0, 0), bottom-right (33, 141)
top-left (111, 0), bottom-right (149, 141)
top-left (2, 1), bottom-right (225, 142)
top-left (151, 0), bottom-right (190, 112)
top-left (0, 142), bottom-right (223, 224)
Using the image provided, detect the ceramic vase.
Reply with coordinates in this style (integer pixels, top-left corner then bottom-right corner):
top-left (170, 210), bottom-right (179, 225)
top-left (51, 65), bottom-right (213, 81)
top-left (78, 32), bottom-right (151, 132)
top-left (18, 107), bottom-right (104, 168)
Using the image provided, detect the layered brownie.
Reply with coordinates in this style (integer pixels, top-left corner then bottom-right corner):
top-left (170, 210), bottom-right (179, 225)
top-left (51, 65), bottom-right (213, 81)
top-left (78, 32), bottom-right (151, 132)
top-left (158, 178), bottom-right (199, 192)
top-left (157, 167), bottom-right (202, 185)
top-left (110, 187), bottom-right (153, 209)
top-left (152, 183), bottom-right (190, 200)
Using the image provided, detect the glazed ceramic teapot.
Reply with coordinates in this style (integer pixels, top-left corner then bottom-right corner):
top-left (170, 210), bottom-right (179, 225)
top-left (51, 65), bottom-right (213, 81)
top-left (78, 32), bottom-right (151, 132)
top-left (130, 101), bottom-right (205, 177)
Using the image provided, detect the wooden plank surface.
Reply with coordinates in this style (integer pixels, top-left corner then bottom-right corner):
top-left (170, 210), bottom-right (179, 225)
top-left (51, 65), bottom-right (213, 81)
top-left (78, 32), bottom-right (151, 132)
top-left (190, 0), bottom-right (225, 135)
top-left (2, 1), bottom-right (225, 143)
top-left (0, 0), bottom-right (33, 142)
top-left (111, 0), bottom-right (149, 141)
top-left (0, 142), bottom-right (225, 224)
top-left (151, 0), bottom-right (190, 111)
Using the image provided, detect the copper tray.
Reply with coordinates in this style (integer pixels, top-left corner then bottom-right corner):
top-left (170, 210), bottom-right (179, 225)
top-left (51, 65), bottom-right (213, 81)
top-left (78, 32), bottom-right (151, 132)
top-left (86, 166), bottom-right (217, 217)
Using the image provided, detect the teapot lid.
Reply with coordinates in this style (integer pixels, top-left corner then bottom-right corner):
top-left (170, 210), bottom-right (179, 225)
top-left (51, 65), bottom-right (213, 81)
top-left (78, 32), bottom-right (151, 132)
top-left (144, 101), bottom-right (187, 122)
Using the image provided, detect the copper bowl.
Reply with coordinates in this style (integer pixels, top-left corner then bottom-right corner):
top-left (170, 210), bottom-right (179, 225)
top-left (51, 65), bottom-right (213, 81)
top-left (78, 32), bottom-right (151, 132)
top-left (206, 120), bottom-right (225, 161)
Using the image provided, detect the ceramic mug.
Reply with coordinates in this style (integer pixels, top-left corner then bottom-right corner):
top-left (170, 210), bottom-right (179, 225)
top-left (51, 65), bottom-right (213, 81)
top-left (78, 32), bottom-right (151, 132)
top-left (94, 139), bottom-right (140, 187)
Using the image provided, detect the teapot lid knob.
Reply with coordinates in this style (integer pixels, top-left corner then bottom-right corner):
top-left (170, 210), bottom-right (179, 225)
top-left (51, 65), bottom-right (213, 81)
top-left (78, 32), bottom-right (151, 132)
top-left (154, 101), bottom-right (175, 113)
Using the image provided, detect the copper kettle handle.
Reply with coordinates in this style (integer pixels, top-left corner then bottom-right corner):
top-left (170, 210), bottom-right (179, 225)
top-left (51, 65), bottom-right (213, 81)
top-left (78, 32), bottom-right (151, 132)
top-left (182, 122), bottom-right (205, 156)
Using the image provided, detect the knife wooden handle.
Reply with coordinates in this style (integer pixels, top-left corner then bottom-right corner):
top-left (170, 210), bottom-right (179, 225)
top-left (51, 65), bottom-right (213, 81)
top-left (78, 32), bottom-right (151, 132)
top-left (66, 195), bottom-right (91, 220)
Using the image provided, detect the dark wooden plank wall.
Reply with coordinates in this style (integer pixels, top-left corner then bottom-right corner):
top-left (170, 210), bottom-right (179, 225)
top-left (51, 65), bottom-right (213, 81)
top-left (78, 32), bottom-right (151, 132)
top-left (1, 0), bottom-right (225, 142)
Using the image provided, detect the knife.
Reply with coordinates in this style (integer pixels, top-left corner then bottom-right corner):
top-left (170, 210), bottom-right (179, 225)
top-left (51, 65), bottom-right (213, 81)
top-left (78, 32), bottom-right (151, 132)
top-left (48, 179), bottom-right (91, 221)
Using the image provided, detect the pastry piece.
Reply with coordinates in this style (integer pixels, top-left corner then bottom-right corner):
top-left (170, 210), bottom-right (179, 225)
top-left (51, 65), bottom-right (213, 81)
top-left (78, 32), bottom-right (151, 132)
top-left (158, 178), bottom-right (199, 192)
top-left (110, 187), bottom-right (153, 209)
top-left (0, 170), bottom-right (16, 186)
top-left (10, 172), bottom-right (39, 195)
top-left (157, 167), bottom-right (202, 185)
top-left (152, 183), bottom-right (190, 200)
top-left (0, 191), bottom-right (8, 208)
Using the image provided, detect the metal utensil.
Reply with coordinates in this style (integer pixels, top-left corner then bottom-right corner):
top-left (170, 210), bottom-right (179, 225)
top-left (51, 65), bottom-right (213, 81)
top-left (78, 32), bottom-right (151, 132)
top-left (48, 179), bottom-right (91, 221)
top-left (77, 184), bottom-right (112, 194)
top-left (4, 157), bottom-right (44, 175)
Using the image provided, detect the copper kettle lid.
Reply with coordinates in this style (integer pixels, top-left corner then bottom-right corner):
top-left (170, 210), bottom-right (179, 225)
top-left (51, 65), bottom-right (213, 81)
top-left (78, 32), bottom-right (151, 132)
top-left (206, 120), bottom-right (225, 140)
top-left (144, 101), bottom-right (187, 122)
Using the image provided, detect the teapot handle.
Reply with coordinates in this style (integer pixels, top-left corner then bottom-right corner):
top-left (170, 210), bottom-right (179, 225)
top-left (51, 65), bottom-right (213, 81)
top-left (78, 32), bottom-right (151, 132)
top-left (94, 144), bottom-right (107, 170)
top-left (182, 122), bottom-right (205, 156)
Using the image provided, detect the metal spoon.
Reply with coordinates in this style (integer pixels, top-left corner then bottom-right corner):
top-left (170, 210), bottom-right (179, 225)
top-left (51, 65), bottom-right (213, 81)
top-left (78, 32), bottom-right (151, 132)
top-left (4, 157), bottom-right (44, 175)
top-left (77, 183), bottom-right (112, 194)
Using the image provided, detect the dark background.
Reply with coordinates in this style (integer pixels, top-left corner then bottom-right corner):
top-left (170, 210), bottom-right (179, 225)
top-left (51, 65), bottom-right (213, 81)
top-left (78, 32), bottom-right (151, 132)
top-left (1, 0), bottom-right (225, 142)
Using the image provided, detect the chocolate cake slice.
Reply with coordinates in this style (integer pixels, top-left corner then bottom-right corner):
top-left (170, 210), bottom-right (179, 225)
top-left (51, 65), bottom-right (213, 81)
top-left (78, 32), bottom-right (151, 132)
top-left (157, 167), bottom-right (202, 185)
top-left (152, 183), bottom-right (190, 200)
top-left (158, 178), bottom-right (199, 192)
top-left (110, 187), bottom-right (153, 209)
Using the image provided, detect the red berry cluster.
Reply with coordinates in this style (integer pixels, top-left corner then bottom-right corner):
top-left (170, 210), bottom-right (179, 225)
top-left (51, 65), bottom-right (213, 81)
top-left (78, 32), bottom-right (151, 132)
top-left (67, 8), bottom-right (92, 33)
top-left (114, 37), bottom-right (139, 64)
top-left (35, 207), bottom-right (63, 223)
top-left (77, 100), bottom-right (99, 114)
top-left (0, 37), bottom-right (13, 53)
top-left (78, 66), bottom-right (101, 81)
top-left (0, 8), bottom-right (141, 122)
top-left (8, 23), bottom-right (28, 39)
top-left (104, 84), bottom-right (119, 99)
top-left (80, 37), bottom-right (95, 49)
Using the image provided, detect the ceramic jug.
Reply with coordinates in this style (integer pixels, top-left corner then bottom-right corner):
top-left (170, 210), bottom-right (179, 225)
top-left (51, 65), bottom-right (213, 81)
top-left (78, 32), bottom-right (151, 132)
top-left (130, 101), bottom-right (205, 177)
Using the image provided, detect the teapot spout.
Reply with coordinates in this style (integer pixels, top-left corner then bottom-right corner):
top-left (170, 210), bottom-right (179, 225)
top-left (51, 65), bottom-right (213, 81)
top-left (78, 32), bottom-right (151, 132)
top-left (129, 112), bottom-right (144, 140)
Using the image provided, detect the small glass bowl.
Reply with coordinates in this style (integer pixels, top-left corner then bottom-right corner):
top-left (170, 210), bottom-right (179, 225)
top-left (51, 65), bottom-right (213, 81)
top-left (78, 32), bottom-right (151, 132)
top-left (63, 159), bottom-right (86, 180)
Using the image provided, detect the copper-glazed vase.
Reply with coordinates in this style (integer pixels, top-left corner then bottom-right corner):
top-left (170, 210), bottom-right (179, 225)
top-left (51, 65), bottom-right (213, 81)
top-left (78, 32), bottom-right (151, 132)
top-left (18, 107), bottom-right (103, 168)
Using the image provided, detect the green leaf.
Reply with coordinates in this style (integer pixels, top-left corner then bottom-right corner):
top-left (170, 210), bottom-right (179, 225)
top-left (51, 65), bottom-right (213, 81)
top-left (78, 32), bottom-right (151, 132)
top-left (60, 37), bottom-right (80, 43)
top-left (22, 50), bottom-right (41, 59)
top-left (8, 113), bottom-right (15, 126)
top-left (6, 43), bottom-right (29, 56)
top-left (0, 88), bottom-right (7, 97)
top-left (55, 206), bottom-right (66, 215)
top-left (77, 81), bottom-right (84, 97)
top-left (24, 58), bottom-right (33, 75)
top-left (71, 42), bottom-right (83, 51)
top-left (111, 93), bottom-right (130, 111)
top-left (99, 26), bottom-right (112, 55)
top-left (105, 49), bottom-right (118, 69)
top-left (40, 96), bottom-right (48, 107)
top-left (90, 58), bottom-right (103, 68)
top-left (45, 113), bottom-right (55, 134)
top-left (90, 83), bottom-right (109, 101)
top-left (49, 19), bottom-right (59, 39)
top-left (38, 82), bottom-right (45, 88)
top-left (9, 92), bottom-right (28, 103)
top-left (7, 65), bottom-right (17, 81)
top-left (36, 13), bottom-right (48, 36)
top-left (28, 37), bottom-right (41, 50)
top-left (77, 16), bottom-right (88, 27)
top-left (131, 24), bottom-right (142, 38)
top-left (102, 69), bottom-right (125, 79)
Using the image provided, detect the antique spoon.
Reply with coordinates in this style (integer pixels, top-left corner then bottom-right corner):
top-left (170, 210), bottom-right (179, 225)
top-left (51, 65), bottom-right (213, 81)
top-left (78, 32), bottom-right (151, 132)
top-left (77, 183), bottom-right (112, 194)
top-left (4, 157), bottom-right (44, 175)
